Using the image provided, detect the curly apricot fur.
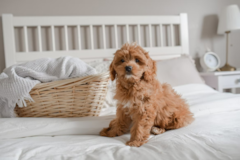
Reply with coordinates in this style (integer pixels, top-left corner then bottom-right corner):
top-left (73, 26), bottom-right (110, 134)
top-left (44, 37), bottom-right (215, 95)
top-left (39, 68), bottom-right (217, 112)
top-left (100, 43), bottom-right (194, 147)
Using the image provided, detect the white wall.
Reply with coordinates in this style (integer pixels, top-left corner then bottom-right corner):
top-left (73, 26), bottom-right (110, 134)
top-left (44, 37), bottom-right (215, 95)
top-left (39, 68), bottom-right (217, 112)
top-left (0, 0), bottom-right (240, 73)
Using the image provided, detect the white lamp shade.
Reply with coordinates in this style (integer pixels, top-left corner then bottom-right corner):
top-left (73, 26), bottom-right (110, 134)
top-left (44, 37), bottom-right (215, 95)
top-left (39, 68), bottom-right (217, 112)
top-left (217, 4), bottom-right (240, 34)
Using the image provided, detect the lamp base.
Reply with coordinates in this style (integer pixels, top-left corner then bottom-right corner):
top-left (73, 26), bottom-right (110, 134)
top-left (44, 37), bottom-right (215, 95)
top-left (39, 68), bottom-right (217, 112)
top-left (219, 63), bottom-right (236, 71)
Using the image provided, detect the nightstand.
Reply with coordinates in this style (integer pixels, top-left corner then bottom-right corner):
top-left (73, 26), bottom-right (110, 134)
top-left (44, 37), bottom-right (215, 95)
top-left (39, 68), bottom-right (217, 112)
top-left (199, 71), bottom-right (240, 93)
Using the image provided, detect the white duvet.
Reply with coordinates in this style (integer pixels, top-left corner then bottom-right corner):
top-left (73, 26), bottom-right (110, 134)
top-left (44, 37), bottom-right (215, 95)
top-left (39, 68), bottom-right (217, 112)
top-left (0, 84), bottom-right (240, 160)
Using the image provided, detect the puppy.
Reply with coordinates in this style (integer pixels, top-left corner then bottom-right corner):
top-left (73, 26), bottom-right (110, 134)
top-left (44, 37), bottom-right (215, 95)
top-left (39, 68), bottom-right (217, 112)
top-left (100, 43), bottom-right (194, 147)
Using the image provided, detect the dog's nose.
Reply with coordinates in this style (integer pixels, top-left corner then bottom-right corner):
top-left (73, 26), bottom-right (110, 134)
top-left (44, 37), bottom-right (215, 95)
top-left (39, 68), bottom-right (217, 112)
top-left (125, 66), bottom-right (132, 72)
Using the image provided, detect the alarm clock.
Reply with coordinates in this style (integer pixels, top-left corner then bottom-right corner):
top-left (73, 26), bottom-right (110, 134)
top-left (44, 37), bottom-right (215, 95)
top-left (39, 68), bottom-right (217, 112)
top-left (200, 52), bottom-right (221, 72)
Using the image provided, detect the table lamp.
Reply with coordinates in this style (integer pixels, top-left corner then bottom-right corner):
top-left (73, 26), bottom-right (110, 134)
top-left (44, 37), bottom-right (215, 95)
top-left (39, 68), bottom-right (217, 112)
top-left (217, 4), bottom-right (240, 71)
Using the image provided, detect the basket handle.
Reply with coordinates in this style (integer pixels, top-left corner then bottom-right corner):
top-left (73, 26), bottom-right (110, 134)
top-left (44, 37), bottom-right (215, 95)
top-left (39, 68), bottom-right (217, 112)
top-left (34, 72), bottom-right (110, 92)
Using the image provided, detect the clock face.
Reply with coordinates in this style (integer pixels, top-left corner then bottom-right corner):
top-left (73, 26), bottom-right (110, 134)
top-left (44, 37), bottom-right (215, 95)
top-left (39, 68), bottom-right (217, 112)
top-left (204, 54), bottom-right (218, 68)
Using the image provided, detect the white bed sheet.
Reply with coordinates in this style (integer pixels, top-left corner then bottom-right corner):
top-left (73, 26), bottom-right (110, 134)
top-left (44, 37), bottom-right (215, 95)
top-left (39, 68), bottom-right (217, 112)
top-left (0, 84), bottom-right (240, 160)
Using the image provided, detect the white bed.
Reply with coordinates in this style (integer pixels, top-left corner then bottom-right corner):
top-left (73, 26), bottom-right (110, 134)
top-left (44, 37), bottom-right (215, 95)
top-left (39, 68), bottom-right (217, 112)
top-left (1, 13), bottom-right (240, 160)
top-left (0, 84), bottom-right (240, 160)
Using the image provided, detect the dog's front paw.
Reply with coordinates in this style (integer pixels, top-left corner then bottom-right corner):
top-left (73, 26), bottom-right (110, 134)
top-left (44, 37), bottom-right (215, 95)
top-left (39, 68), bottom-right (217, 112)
top-left (126, 140), bottom-right (146, 147)
top-left (99, 128), bottom-right (109, 137)
top-left (100, 127), bottom-right (122, 137)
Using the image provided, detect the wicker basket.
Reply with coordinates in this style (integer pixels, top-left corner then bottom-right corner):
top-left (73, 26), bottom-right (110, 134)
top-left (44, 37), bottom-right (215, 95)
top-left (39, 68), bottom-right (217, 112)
top-left (15, 72), bottom-right (109, 118)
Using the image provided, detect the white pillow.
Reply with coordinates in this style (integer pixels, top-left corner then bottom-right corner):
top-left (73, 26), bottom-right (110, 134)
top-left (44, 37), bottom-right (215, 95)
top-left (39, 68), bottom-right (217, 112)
top-left (86, 60), bottom-right (112, 73)
top-left (86, 60), bottom-right (117, 108)
top-left (87, 56), bottom-right (204, 108)
top-left (156, 56), bottom-right (204, 87)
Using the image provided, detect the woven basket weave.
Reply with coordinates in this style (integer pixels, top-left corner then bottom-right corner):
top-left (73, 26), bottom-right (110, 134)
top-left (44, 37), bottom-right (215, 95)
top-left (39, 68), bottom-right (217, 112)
top-left (15, 72), bottom-right (109, 118)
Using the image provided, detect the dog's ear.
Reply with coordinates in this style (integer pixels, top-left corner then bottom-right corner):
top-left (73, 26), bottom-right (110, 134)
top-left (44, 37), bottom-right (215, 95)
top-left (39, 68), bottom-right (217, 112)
top-left (143, 55), bottom-right (157, 82)
top-left (109, 61), bottom-right (116, 81)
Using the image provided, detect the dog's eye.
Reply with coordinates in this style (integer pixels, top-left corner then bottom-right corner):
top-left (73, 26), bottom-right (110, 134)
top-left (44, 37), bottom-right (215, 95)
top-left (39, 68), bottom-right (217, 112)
top-left (135, 59), bottom-right (140, 63)
top-left (121, 59), bottom-right (125, 63)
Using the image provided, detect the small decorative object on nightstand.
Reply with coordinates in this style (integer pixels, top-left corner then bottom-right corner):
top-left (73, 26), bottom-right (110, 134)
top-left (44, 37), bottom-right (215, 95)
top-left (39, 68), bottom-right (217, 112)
top-left (200, 71), bottom-right (240, 93)
top-left (200, 49), bottom-right (221, 72)
top-left (217, 4), bottom-right (240, 71)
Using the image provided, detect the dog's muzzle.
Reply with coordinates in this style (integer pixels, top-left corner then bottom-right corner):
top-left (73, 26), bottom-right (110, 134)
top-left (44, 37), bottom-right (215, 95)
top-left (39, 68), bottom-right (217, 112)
top-left (125, 66), bottom-right (132, 72)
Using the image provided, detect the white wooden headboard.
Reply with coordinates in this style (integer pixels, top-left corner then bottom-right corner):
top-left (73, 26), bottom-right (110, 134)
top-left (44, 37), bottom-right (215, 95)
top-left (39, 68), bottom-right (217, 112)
top-left (2, 13), bottom-right (189, 68)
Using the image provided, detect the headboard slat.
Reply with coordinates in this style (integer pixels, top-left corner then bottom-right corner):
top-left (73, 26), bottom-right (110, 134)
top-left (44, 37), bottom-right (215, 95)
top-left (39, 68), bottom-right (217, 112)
top-left (137, 24), bottom-right (141, 46)
top-left (90, 25), bottom-right (94, 50)
top-left (149, 24), bottom-right (152, 47)
top-left (77, 25), bottom-right (81, 50)
top-left (159, 24), bottom-right (163, 47)
top-left (37, 26), bottom-right (42, 52)
top-left (170, 24), bottom-right (174, 46)
top-left (126, 24), bottom-right (130, 42)
top-left (102, 25), bottom-right (106, 49)
top-left (64, 25), bottom-right (69, 51)
top-left (51, 25), bottom-right (56, 51)
top-left (114, 24), bottom-right (118, 49)
top-left (23, 26), bottom-right (28, 52)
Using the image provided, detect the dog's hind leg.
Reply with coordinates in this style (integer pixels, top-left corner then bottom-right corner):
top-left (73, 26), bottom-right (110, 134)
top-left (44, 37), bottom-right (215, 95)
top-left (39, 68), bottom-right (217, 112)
top-left (151, 126), bottom-right (165, 135)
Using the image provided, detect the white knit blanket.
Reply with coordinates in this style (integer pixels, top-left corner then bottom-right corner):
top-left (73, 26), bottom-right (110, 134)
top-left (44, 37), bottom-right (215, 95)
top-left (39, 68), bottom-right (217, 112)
top-left (0, 56), bottom-right (97, 118)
